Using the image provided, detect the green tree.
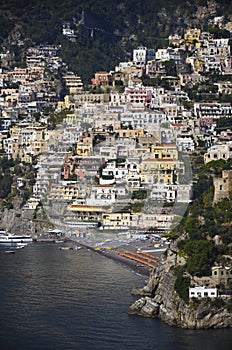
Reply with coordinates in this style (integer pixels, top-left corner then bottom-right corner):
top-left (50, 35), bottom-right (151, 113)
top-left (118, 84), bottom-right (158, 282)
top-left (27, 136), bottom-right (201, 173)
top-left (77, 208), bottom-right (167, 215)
top-left (162, 60), bottom-right (177, 76)
top-left (184, 240), bottom-right (215, 275)
top-left (174, 267), bottom-right (190, 303)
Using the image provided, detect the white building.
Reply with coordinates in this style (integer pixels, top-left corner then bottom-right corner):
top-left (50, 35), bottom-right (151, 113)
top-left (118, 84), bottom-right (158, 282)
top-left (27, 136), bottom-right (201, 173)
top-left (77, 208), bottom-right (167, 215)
top-left (120, 110), bottom-right (169, 130)
top-left (189, 286), bottom-right (218, 298)
top-left (176, 137), bottom-right (195, 152)
top-left (150, 183), bottom-right (192, 203)
top-left (86, 184), bottom-right (116, 206)
top-left (204, 143), bottom-right (232, 164)
top-left (102, 160), bottom-right (129, 180)
top-left (194, 102), bottom-right (232, 119)
top-left (205, 58), bottom-right (222, 73)
top-left (133, 46), bottom-right (147, 65)
top-left (155, 48), bottom-right (185, 64)
top-left (115, 61), bottom-right (133, 72)
top-left (137, 213), bottom-right (176, 231)
top-left (150, 184), bottom-right (176, 202)
top-left (156, 48), bottom-right (170, 61)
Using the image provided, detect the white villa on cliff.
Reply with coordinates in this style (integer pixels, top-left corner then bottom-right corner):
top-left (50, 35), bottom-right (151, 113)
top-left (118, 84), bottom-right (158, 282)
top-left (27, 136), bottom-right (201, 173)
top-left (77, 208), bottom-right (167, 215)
top-left (189, 286), bottom-right (218, 299)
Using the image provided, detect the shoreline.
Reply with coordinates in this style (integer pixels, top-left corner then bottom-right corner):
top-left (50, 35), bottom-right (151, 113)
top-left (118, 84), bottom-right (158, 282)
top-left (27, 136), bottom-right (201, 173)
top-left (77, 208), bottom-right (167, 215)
top-left (67, 236), bottom-right (164, 277)
top-left (33, 231), bottom-right (164, 276)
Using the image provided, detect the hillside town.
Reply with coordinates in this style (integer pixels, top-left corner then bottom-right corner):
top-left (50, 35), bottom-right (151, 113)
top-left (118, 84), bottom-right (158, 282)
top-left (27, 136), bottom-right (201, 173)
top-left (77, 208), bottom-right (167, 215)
top-left (0, 3), bottom-right (232, 335)
top-left (0, 19), bottom-right (231, 238)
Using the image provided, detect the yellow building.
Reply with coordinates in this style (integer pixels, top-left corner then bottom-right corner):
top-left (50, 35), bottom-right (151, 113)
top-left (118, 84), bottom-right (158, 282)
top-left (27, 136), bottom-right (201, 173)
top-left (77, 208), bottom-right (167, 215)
top-left (140, 158), bottom-right (184, 184)
top-left (116, 129), bottom-right (144, 139)
top-left (10, 126), bottom-right (20, 138)
top-left (194, 58), bottom-right (206, 73)
top-left (139, 143), bottom-right (181, 184)
top-left (7, 124), bottom-right (48, 161)
top-left (58, 95), bottom-right (74, 109)
top-left (75, 136), bottom-right (92, 157)
top-left (184, 28), bottom-right (201, 44)
top-left (69, 204), bottom-right (106, 226)
top-left (5, 94), bottom-right (18, 106)
top-left (102, 212), bottom-right (137, 230)
top-left (76, 144), bottom-right (92, 157)
top-left (150, 143), bottom-right (178, 160)
top-left (65, 113), bottom-right (80, 124)
top-left (138, 131), bottom-right (161, 148)
top-left (31, 140), bottom-right (48, 156)
top-left (10, 124), bottom-right (48, 141)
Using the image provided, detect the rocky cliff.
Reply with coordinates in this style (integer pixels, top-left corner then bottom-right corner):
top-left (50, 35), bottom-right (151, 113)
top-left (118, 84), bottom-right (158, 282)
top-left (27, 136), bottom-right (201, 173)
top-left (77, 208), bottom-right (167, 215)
top-left (129, 245), bottom-right (232, 329)
top-left (0, 205), bottom-right (52, 236)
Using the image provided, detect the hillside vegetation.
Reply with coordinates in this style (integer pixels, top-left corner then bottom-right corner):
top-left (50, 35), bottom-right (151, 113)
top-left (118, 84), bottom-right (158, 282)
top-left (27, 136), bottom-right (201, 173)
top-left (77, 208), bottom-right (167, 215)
top-left (0, 0), bottom-right (231, 82)
top-left (173, 157), bottom-right (232, 278)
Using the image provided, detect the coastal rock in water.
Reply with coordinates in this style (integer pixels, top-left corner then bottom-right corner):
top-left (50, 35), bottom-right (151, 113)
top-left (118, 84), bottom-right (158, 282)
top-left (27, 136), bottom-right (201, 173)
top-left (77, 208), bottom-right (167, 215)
top-left (131, 275), bottom-right (158, 296)
top-left (129, 297), bottom-right (159, 318)
top-left (129, 245), bottom-right (232, 329)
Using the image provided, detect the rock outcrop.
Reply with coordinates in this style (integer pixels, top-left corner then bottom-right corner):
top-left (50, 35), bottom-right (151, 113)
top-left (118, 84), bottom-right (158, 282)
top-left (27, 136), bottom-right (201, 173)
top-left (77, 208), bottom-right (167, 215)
top-left (129, 245), bottom-right (232, 329)
top-left (0, 206), bottom-right (52, 236)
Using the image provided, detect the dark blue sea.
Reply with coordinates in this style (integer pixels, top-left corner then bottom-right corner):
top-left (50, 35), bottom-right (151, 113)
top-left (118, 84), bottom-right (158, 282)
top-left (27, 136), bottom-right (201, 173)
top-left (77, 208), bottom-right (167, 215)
top-left (0, 243), bottom-right (231, 350)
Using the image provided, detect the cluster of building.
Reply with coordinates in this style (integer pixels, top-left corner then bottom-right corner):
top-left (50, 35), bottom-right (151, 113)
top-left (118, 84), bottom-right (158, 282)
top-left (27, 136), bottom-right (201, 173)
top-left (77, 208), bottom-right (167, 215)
top-left (31, 102), bottom-right (192, 232)
top-left (0, 45), bottom-right (63, 161)
top-left (0, 19), bottom-right (231, 236)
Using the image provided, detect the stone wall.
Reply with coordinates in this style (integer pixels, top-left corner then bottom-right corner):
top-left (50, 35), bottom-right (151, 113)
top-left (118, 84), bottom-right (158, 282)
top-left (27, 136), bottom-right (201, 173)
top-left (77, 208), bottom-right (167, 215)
top-left (213, 170), bottom-right (232, 204)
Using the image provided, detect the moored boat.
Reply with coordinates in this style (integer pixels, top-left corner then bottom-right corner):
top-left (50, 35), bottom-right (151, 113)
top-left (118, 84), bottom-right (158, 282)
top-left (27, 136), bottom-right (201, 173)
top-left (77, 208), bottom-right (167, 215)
top-left (16, 243), bottom-right (27, 249)
top-left (55, 239), bottom-right (65, 243)
top-left (0, 231), bottom-right (33, 245)
top-left (58, 246), bottom-right (73, 250)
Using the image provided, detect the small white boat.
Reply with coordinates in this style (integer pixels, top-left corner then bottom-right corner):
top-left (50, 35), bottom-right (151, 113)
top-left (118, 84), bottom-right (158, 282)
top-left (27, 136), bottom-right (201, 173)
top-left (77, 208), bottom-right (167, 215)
top-left (55, 240), bottom-right (65, 243)
top-left (5, 250), bottom-right (15, 254)
top-left (16, 243), bottom-right (27, 249)
top-left (59, 246), bottom-right (73, 250)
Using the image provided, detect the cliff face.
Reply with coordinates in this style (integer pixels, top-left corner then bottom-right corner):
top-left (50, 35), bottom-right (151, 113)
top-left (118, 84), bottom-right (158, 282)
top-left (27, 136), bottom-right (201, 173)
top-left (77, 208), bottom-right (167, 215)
top-left (0, 206), bottom-right (52, 236)
top-left (129, 246), bottom-right (232, 329)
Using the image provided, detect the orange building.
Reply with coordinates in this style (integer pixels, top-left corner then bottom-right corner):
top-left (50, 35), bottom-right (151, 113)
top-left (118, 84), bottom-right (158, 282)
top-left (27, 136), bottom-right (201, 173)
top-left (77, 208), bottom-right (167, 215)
top-left (91, 72), bottom-right (109, 87)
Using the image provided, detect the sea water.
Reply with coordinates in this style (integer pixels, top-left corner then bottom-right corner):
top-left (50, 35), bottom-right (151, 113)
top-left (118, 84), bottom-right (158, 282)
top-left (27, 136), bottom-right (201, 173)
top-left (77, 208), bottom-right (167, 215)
top-left (0, 243), bottom-right (231, 350)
